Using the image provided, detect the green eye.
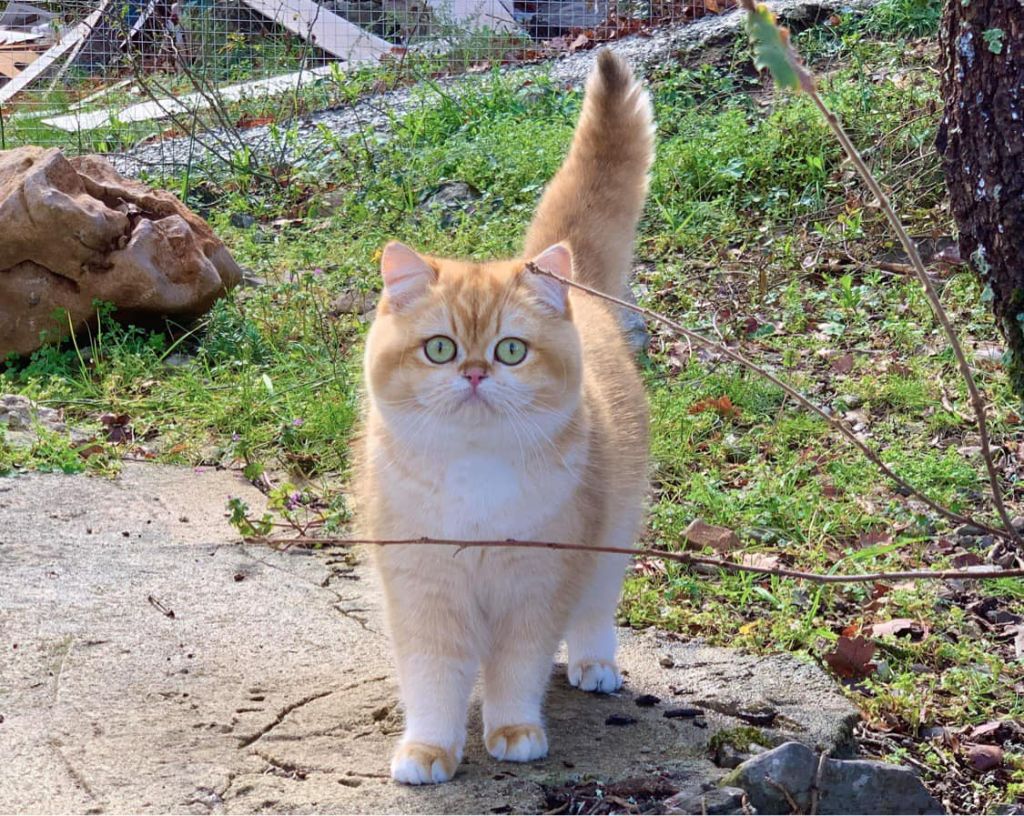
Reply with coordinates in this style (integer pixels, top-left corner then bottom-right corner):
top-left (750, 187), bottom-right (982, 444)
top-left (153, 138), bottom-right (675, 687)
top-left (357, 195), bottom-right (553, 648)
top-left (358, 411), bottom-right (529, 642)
top-left (424, 335), bottom-right (457, 364)
top-left (495, 337), bottom-right (528, 366)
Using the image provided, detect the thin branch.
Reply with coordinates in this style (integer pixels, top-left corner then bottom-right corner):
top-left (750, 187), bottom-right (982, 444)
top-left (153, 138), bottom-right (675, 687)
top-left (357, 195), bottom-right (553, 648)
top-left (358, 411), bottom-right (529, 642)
top-left (733, 0), bottom-right (1019, 544)
top-left (244, 534), bottom-right (1024, 584)
top-left (526, 262), bottom-right (1011, 541)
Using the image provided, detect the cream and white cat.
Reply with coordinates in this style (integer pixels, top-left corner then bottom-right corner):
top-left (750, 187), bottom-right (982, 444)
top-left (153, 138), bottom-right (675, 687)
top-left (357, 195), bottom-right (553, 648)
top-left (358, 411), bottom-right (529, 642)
top-left (354, 50), bottom-right (654, 785)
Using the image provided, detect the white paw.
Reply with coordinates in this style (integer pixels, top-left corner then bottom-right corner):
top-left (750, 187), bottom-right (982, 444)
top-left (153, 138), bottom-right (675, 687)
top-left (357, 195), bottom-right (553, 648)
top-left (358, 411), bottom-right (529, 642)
top-left (568, 659), bottom-right (622, 693)
top-left (390, 742), bottom-right (458, 785)
top-left (485, 724), bottom-right (548, 762)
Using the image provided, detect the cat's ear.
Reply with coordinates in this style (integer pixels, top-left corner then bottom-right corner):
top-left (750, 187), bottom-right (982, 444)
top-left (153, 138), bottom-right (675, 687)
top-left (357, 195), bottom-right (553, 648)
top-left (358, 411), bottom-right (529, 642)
top-left (524, 243), bottom-right (572, 316)
top-left (380, 241), bottom-right (435, 309)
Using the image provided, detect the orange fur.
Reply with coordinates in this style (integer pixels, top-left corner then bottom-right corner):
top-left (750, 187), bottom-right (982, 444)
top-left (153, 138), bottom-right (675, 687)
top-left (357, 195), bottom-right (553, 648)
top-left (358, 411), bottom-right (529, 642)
top-left (353, 50), bottom-right (654, 785)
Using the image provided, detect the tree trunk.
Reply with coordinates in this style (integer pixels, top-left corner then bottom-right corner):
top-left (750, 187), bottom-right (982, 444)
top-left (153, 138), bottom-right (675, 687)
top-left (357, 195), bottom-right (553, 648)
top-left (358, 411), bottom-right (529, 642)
top-left (936, 0), bottom-right (1024, 397)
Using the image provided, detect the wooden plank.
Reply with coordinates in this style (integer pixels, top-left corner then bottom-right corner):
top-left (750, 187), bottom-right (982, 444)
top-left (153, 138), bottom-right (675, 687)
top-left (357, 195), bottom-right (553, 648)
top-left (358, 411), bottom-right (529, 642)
top-left (0, 47), bottom-right (42, 80)
top-left (0, 0), bottom-right (112, 105)
top-left (425, 0), bottom-right (518, 31)
top-left (41, 64), bottom-right (340, 132)
top-left (238, 0), bottom-right (391, 62)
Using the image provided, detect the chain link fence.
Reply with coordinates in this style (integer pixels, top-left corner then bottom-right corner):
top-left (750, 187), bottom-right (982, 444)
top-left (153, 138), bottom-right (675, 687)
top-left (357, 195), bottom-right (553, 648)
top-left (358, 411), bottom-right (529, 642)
top-left (0, 0), bottom-right (726, 176)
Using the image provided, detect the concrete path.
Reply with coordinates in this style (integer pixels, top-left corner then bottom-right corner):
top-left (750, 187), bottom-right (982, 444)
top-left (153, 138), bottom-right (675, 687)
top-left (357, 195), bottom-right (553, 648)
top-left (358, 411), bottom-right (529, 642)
top-left (0, 464), bottom-right (858, 813)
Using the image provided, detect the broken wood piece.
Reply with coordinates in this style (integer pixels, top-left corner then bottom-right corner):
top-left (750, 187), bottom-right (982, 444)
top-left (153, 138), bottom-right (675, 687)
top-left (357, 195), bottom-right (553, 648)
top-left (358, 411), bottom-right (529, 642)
top-left (238, 0), bottom-right (391, 62)
top-left (41, 64), bottom-right (338, 132)
top-left (0, 0), bottom-right (113, 105)
top-left (0, 46), bottom-right (42, 80)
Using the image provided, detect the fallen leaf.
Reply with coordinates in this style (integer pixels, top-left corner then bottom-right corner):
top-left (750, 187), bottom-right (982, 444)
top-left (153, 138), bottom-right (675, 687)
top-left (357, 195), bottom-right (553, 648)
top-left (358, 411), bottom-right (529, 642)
top-left (682, 518), bottom-right (740, 553)
top-left (966, 744), bottom-right (1003, 772)
top-left (967, 720), bottom-right (1007, 742)
top-left (831, 352), bottom-right (854, 374)
top-left (569, 33), bottom-right (591, 52)
top-left (739, 552), bottom-right (781, 570)
top-left (689, 395), bottom-right (740, 419)
top-left (824, 636), bottom-right (877, 679)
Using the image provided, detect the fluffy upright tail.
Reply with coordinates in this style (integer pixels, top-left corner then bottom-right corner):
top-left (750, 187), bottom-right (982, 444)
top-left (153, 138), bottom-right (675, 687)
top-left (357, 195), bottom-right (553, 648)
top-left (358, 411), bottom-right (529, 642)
top-left (523, 49), bottom-right (654, 296)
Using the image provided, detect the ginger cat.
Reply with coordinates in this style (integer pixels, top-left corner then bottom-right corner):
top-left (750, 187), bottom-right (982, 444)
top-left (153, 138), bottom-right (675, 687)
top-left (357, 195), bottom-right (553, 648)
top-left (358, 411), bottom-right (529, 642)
top-left (354, 50), bottom-right (654, 785)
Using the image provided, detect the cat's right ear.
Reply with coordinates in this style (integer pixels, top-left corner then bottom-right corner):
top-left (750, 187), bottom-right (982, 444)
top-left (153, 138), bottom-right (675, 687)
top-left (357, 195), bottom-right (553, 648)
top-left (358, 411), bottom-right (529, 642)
top-left (380, 241), bottom-right (435, 310)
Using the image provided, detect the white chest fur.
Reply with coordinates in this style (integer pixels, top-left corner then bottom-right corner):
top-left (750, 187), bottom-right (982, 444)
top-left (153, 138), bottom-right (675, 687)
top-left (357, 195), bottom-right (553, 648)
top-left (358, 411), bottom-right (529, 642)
top-left (380, 449), bottom-right (578, 541)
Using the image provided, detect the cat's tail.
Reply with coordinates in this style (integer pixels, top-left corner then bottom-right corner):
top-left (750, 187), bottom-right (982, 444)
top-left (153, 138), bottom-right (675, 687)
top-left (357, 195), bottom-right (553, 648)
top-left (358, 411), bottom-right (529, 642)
top-left (523, 49), bottom-right (654, 296)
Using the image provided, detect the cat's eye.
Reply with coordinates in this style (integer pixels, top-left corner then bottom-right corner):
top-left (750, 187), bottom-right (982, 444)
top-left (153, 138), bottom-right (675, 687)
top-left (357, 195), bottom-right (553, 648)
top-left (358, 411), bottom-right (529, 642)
top-left (495, 337), bottom-right (528, 366)
top-left (424, 335), bottom-right (457, 364)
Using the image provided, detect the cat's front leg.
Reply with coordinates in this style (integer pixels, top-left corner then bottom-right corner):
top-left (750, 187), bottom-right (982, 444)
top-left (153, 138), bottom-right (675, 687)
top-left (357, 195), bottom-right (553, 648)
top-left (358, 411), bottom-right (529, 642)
top-left (481, 579), bottom-right (565, 763)
top-left (383, 553), bottom-right (479, 784)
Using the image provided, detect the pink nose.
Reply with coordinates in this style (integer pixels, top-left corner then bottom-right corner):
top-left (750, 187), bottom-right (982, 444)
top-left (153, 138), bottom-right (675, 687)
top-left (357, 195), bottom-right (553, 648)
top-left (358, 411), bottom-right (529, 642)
top-left (464, 367), bottom-right (488, 389)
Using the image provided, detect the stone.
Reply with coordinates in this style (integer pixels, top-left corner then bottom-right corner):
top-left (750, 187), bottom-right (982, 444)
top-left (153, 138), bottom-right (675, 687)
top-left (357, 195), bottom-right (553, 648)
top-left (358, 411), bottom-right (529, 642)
top-left (0, 393), bottom-right (81, 448)
top-left (420, 180), bottom-right (481, 227)
top-left (229, 212), bottom-right (256, 229)
top-left (664, 785), bottom-right (749, 815)
top-left (0, 147), bottom-right (241, 359)
top-left (722, 742), bottom-right (944, 815)
top-left (0, 465), bottom-right (861, 813)
top-left (683, 518), bottom-right (741, 553)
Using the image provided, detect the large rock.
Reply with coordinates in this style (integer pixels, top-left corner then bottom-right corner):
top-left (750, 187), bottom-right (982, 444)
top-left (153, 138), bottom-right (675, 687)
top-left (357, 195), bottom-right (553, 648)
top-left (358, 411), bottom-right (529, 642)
top-left (722, 741), bottom-right (944, 815)
top-left (0, 147), bottom-right (241, 359)
top-left (0, 463), bottom-right (866, 813)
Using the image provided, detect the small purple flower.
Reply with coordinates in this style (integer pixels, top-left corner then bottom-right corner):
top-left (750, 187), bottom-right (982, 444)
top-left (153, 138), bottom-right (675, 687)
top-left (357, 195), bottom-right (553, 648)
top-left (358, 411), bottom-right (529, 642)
top-left (312, 268), bottom-right (324, 278)
top-left (232, 433), bottom-right (241, 442)
top-left (291, 418), bottom-right (304, 428)
top-left (285, 491), bottom-right (302, 510)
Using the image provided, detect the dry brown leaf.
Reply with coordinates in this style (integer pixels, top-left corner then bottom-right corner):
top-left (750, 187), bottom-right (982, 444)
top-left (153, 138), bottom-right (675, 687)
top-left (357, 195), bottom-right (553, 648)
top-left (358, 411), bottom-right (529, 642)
top-left (824, 636), bottom-right (877, 679)
top-left (966, 744), bottom-right (1004, 772)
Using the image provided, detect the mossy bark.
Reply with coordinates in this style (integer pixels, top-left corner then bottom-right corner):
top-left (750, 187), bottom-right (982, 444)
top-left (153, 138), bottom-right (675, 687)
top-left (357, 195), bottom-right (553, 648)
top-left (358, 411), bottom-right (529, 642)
top-left (936, 0), bottom-right (1024, 398)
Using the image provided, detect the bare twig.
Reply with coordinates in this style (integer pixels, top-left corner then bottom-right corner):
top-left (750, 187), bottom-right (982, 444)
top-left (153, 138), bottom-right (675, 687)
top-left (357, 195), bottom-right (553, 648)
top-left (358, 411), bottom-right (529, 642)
top-left (526, 262), bottom-right (1010, 540)
top-left (809, 751), bottom-right (828, 816)
top-left (733, 0), bottom-right (1020, 544)
top-left (764, 775), bottom-right (802, 814)
top-left (243, 533), bottom-right (1024, 584)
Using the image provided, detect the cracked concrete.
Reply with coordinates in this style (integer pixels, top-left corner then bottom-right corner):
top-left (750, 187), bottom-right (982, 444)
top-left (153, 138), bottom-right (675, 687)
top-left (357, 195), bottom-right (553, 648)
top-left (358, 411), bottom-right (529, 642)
top-left (0, 464), bottom-right (859, 813)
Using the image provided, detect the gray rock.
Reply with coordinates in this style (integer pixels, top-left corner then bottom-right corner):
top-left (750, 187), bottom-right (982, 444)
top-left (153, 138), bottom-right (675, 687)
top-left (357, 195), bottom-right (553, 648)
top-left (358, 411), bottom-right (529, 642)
top-left (0, 394), bottom-right (64, 434)
top-left (0, 465), bottom-right (861, 813)
top-left (420, 181), bottom-right (482, 227)
top-left (835, 393), bottom-right (863, 409)
top-left (665, 785), bottom-right (750, 815)
top-left (722, 742), bottom-right (944, 815)
top-left (229, 212), bottom-right (256, 229)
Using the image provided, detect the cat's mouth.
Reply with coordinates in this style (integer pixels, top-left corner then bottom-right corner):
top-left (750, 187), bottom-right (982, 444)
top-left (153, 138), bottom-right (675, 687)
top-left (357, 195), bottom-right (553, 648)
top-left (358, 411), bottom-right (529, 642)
top-left (457, 390), bottom-right (492, 410)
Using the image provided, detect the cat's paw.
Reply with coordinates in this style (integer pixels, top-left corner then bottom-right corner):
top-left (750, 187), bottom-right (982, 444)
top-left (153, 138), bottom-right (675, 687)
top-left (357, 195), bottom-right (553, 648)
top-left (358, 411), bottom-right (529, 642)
top-left (390, 741), bottom-right (459, 785)
top-left (485, 724), bottom-right (548, 762)
top-left (568, 659), bottom-right (622, 693)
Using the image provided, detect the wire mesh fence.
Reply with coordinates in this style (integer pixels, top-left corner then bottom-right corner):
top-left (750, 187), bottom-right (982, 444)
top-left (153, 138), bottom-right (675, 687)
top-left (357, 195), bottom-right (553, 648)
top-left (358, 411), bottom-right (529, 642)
top-left (0, 0), bottom-right (730, 177)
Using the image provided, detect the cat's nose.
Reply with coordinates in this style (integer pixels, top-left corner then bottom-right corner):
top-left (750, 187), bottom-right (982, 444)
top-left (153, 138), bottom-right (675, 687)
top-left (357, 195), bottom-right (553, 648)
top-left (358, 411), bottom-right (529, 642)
top-left (463, 367), bottom-right (489, 389)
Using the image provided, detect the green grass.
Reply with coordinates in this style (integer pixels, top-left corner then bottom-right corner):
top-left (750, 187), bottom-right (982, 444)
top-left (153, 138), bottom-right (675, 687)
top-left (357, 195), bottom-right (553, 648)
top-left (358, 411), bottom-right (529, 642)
top-left (3, 0), bottom-right (1022, 809)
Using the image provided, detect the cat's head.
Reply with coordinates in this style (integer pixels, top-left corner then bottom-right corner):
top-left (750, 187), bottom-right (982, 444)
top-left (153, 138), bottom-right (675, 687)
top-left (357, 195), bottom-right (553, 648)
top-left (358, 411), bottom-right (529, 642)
top-left (364, 242), bottom-right (582, 444)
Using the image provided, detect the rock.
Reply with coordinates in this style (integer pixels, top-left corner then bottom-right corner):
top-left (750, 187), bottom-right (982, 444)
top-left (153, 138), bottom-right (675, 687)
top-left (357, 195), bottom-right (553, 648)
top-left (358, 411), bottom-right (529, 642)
top-left (229, 212), bottom-right (256, 229)
top-left (665, 785), bottom-right (749, 815)
top-left (619, 284), bottom-right (650, 354)
top-left (0, 393), bottom-right (77, 448)
top-left (419, 180), bottom-right (481, 228)
top-left (683, 518), bottom-right (741, 553)
top-left (835, 393), bottom-right (863, 409)
top-left (331, 288), bottom-right (379, 316)
top-left (0, 464), bottom-right (861, 813)
top-left (0, 147), bottom-right (241, 359)
top-left (956, 524), bottom-right (987, 538)
top-left (722, 742), bottom-right (944, 815)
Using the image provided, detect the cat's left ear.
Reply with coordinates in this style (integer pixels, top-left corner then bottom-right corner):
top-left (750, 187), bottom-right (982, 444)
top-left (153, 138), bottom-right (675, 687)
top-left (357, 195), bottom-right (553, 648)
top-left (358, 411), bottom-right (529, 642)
top-left (523, 243), bottom-right (572, 316)
top-left (380, 241), bottom-right (436, 310)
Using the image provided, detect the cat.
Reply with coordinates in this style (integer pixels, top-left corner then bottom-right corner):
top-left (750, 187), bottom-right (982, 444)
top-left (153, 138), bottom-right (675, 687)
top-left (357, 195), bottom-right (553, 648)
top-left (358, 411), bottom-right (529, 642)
top-left (353, 49), bottom-right (654, 785)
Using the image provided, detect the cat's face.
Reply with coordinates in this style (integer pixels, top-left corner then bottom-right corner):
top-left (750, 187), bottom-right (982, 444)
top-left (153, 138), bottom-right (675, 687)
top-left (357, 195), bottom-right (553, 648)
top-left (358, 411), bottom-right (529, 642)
top-left (364, 243), bottom-right (582, 447)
